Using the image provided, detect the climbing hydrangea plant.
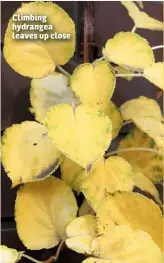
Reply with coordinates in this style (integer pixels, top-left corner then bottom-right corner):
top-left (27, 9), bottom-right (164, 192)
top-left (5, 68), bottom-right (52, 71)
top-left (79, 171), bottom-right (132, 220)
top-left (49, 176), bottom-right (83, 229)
top-left (1, 1), bottom-right (164, 263)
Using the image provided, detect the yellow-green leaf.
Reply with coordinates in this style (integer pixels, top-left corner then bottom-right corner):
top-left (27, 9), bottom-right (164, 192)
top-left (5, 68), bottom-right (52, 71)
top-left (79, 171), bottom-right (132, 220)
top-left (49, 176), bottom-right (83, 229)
top-left (30, 72), bottom-right (79, 124)
top-left (120, 96), bottom-right (164, 149)
top-left (118, 127), bottom-right (163, 183)
top-left (103, 32), bottom-right (154, 70)
top-left (60, 156), bottom-right (83, 194)
top-left (4, 2), bottom-right (75, 78)
top-left (66, 215), bottom-right (95, 254)
top-left (115, 65), bottom-right (134, 81)
top-left (133, 171), bottom-right (161, 205)
top-left (83, 225), bottom-right (163, 263)
top-left (70, 61), bottom-right (116, 111)
top-left (0, 245), bottom-right (22, 263)
top-left (45, 104), bottom-right (112, 168)
top-left (15, 176), bottom-right (78, 250)
top-left (1, 121), bottom-right (62, 187)
top-left (96, 191), bottom-right (163, 251)
top-left (104, 102), bottom-right (123, 139)
top-left (82, 156), bottom-right (133, 210)
top-left (144, 62), bottom-right (164, 90)
top-left (121, 1), bottom-right (164, 30)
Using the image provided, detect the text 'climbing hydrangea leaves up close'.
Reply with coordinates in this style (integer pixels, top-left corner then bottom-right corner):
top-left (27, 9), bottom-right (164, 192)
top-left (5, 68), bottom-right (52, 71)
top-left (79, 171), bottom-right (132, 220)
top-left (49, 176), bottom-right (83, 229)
top-left (96, 191), bottom-right (163, 251)
top-left (66, 215), bottom-right (96, 254)
top-left (81, 156), bottom-right (133, 210)
top-left (30, 72), bottom-right (79, 124)
top-left (15, 176), bottom-right (78, 250)
top-left (83, 225), bottom-right (164, 263)
top-left (1, 121), bottom-right (62, 187)
top-left (120, 96), bottom-right (164, 150)
top-left (4, 2), bottom-right (75, 78)
top-left (70, 61), bottom-right (116, 111)
top-left (45, 104), bottom-right (112, 168)
top-left (118, 127), bottom-right (163, 183)
top-left (103, 32), bottom-right (154, 70)
top-left (121, 1), bottom-right (164, 30)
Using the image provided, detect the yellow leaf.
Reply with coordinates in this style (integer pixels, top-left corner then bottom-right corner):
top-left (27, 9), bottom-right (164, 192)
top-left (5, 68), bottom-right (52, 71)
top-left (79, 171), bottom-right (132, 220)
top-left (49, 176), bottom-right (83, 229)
top-left (83, 225), bottom-right (163, 263)
top-left (0, 245), bottom-right (22, 263)
top-left (115, 65), bottom-right (134, 81)
top-left (96, 191), bottom-right (163, 251)
top-left (4, 2), bottom-right (75, 78)
top-left (136, 1), bottom-right (144, 9)
top-left (103, 32), bottom-right (154, 70)
top-left (66, 215), bottom-right (95, 254)
top-left (104, 102), bottom-right (123, 139)
top-left (121, 1), bottom-right (164, 30)
top-left (144, 62), bottom-right (164, 91)
top-left (133, 171), bottom-right (161, 205)
top-left (1, 121), bottom-right (62, 187)
top-left (118, 127), bottom-right (163, 182)
top-left (60, 156), bottom-right (84, 194)
top-left (82, 157), bottom-right (133, 210)
top-left (30, 72), bottom-right (79, 124)
top-left (45, 104), bottom-right (112, 168)
top-left (120, 96), bottom-right (164, 149)
top-left (70, 61), bottom-right (116, 111)
top-left (15, 176), bottom-right (78, 250)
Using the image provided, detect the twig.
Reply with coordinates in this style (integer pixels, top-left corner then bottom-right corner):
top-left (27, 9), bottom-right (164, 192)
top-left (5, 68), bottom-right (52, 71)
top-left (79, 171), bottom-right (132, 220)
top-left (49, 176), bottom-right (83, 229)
top-left (131, 25), bottom-right (137, 33)
top-left (22, 254), bottom-right (42, 263)
top-left (44, 241), bottom-right (65, 263)
top-left (122, 120), bottom-right (133, 127)
top-left (116, 73), bottom-right (142, 77)
top-left (152, 45), bottom-right (164, 50)
top-left (56, 65), bottom-right (70, 77)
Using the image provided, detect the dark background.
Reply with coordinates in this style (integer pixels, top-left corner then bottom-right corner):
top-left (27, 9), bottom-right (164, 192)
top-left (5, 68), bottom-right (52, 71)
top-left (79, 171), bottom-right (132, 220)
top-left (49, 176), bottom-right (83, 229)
top-left (1, 1), bottom-right (163, 262)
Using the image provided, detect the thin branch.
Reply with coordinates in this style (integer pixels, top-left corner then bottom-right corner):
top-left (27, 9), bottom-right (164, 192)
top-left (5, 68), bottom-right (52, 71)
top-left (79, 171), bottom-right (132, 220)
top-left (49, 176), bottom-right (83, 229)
top-left (131, 25), bottom-right (137, 33)
top-left (105, 147), bottom-right (160, 158)
top-left (122, 120), bottom-right (133, 127)
top-left (116, 73), bottom-right (143, 77)
top-left (56, 65), bottom-right (70, 77)
top-left (152, 45), bottom-right (164, 50)
top-left (22, 254), bottom-right (42, 263)
top-left (44, 241), bottom-right (65, 263)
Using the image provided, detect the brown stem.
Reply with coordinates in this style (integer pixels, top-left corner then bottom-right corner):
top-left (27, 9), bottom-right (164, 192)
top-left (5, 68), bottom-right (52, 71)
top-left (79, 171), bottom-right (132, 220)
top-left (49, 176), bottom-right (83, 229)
top-left (44, 241), bottom-right (65, 263)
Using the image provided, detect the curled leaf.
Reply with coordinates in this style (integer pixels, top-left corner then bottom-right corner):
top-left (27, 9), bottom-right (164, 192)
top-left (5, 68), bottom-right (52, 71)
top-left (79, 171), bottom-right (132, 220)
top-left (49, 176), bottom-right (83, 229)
top-left (1, 121), bottom-right (62, 187)
top-left (120, 96), bottom-right (164, 150)
top-left (121, 1), bottom-right (164, 30)
top-left (71, 61), bottom-right (116, 111)
top-left (118, 127), bottom-right (163, 183)
top-left (0, 245), bottom-right (22, 263)
top-left (144, 62), bottom-right (164, 91)
top-left (45, 104), bottom-right (112, 168)
top-left (15, 176), bottom-right (78, 250)
top-left (4, 2), bottom-right (75, 78)
top-left (66, 215), bottom-right (95, 254)
top-left (30, 72), bottom-right (79, 124)
top-left (103, 32), bottom-right (154, 70)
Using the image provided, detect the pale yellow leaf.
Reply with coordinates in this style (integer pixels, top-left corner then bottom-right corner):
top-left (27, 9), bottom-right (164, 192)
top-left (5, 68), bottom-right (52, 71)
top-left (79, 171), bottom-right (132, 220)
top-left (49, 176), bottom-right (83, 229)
top-left (0, 245), bottom-right (22, 263)
top-left (104, 102), bottom-right (123, 139)
top-left (60, 156), bottom-right (83, 194)
top-left (83, 225), bottom-right (163, 263)
top-left (82, 156), bottom-right (133, 210)
top-left (121, 1), bottom-right (164, 30)
top-left (1, 121), bottom-right (62, 187)
top-left (144, 62), bottom-right (164, 91)
top-left (4, 2), bottom-right (75, 78)
top-left (120, 96), bottom-right (164, 150)
top-left (15, 176), bottom-right (78, 250)
top-left (133, 171), bottom-right (161, 205)
top-left (71, 61), bottom-right (116, 111)
top-left (45, 104), bottom-right (112, 168)
top-left (118, 127), bottom-right (163, 182)
top-left (30, 72), bottom-right (79, 124)
top-left (103, 32), bottom-right (154, 70)
top-left (96, 191), bottom-right (163, 251)
top-left (66, 215), bottom-right (95, 254)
